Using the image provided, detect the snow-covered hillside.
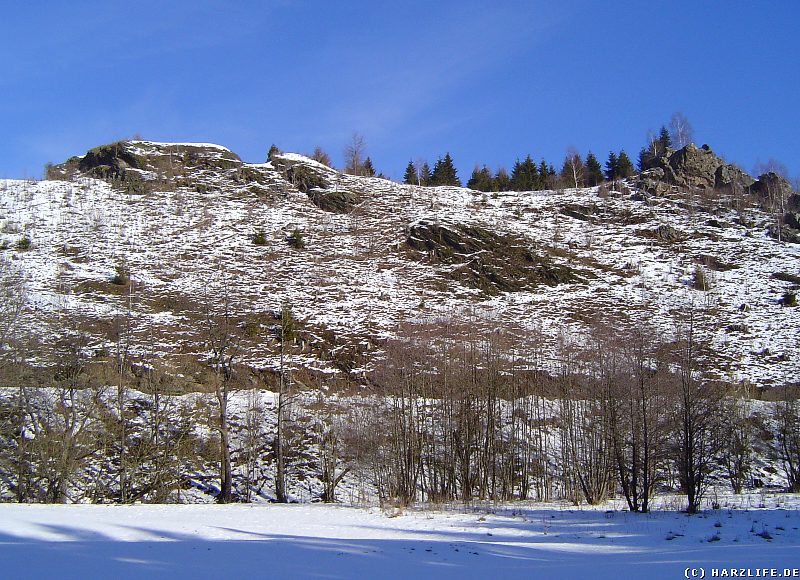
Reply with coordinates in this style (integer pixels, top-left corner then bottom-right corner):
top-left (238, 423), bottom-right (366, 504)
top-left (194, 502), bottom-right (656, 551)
top-left (0, 139), bottom-right (798, 386)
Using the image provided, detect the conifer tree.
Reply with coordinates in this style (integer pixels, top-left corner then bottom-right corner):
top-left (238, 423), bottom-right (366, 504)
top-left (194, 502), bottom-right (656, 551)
top-left (538, 160), bottom-right (550, 189)
top-left (419, 162), bottom-right (432, 186)
top-left (637, 147), bottom-right (652, 172)
top-left (362, 157), bottom-right (376, 177)
top-left (658, 125), bottom-right (671, 153)
top-left (267, 144), bottom-right (281, 161)
top-left (585, 151), bottom-right (604, 186)
top-left (605, 151), bottom-right (619, 181)
top-left (546, 163), bottom-right (557, 189)
top-left (510, 156), bottom-right (538, 191)
top-left (403, 160), bottom-right (418, 185)
top-left (493, 167), bottom-right (511, 191)
top-left (467, 165), bottom-right (493, 192)
top-left (430, 153), bottom-right (460, 186)
top-left (617, 150), bottom-right (635, 179)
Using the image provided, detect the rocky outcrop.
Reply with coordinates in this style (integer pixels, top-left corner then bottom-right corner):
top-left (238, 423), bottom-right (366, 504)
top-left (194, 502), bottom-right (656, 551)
top-left (751, 172), bottom-right (794, 202)
top-left (668, 144), bottom-right (723, 189)
top-left (406, 220), bottom-right (575, 295)
top-left (306, 190), bottom-right (360, 213)
top-left (47, 140), bottom-right (247, 193)
top-left (270, 153), bottom-right (362, 213)
top-left (714, 163), bottom-right (755, 194)
top-left (773, 192), bottom-right (800, 243)
top-left (786, 194), bottom-right (800, 229)
top-left (636, 143), bottom-right (755, 195)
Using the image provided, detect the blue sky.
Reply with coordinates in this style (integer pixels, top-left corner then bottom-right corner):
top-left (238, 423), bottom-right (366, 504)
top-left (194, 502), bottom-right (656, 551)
top-left (2, 1), bottom-right (798, 182)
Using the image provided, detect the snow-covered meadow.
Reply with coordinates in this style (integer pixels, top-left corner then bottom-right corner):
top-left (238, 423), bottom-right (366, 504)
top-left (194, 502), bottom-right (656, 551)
top-left (2, 497), bottom-right (799, 579)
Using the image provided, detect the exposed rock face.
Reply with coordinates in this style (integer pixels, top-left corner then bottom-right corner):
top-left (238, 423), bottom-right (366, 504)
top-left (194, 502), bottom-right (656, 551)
top-left (270, 153), bottom-right (362, 213)
top-left (638, 224), bottom-right (687, 243)
top-left (47, 140), bottom-right (248, 193)
top-left (668, 144), bottom-right (723, 189)
top-left (715, 163), bottom-right (755, 194)
top-left (62, 141), bottom-right (241, 176)
top-left (786, 194), bottom-right (800, 229)
top-left (306, 190), bottom-right (360, 213)
top-left (406, 220), bottom-right (575, 295)
top-left (752, 172), bottom-right (794, 202)
top-left (636, 143), bottom-right (755, 196)
top-left (775, 192), bottom-right (800, 242)
top-left (636, 167), bottom-right (669, 195)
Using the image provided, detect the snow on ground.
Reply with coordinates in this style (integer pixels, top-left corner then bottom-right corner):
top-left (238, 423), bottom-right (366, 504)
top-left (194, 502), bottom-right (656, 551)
top-left (1, 498), bottom-right (798, 580)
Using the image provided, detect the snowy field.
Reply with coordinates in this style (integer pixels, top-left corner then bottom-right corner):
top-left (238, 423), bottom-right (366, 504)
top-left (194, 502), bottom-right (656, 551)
top-left (1, 498), bottom-right (798, 579)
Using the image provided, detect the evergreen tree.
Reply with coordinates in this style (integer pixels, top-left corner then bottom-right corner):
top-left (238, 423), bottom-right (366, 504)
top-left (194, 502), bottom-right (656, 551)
top-left (510, 156), bottom-right (538, 191)
top-left (585, 151), bottom-right (603, 186)
top-left (538, 159), bottom-right (549, 189)
top-left (493, 167), bottom-right (511, 191)
top-left (546, 163), bottom-right (557, 189)
top-left (362, 157), bottom-right (376, 177)
top-left (605, 151), bottom-right (619, 181)
top-left (403, 160), bottom-right (418, 185)
top-left (658, 125), bottom-right (671, 153)
top-left (637, 147), bottom-right (652, 172)
top-left (467, 165), bottom-right (493, 192)
top-left (430, 153), bottom-right (460, 186)
top-left (419, 162), bottom-right (432, 186)
top-left (617, 150), bottom-right (635, 179)
top-left (267, 144), bottom-right (281, 161)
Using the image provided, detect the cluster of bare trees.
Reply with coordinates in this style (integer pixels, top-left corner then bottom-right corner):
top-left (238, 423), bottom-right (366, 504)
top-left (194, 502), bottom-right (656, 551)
top-left (358, 316), bottom-right (796, 512)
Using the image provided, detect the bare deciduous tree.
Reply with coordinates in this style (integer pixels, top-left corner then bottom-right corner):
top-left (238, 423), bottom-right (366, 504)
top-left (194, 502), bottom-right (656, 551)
top-left (343, 132), bottom-right (367, 176)
top-left (775, 389), bottom-right (800, 492)
top-left (310, 146), bottom-right (332, 168)
top-left (274, 304), bottom-right (297, 503)
top-left (562, 146), bottom-right (585, 188)
top-left (203, 276), bottom-right (241, 504)
top-left (672, 307), bottom-right (720, 513)
top-left (669, 112), bottom-right (694, 149)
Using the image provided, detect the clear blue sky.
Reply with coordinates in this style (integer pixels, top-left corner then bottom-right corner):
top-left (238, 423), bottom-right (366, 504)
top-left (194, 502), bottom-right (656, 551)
top-left (2, 1), bottom-right (797, 182)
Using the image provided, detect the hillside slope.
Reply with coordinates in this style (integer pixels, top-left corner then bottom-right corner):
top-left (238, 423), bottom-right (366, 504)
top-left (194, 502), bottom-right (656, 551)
top-left (1, 140), bottom-right (798, 387)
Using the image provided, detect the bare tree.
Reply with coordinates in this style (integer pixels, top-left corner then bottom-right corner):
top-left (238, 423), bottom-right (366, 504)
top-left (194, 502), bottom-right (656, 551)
top-left (203, 278), bottom-right (241, 504)
top-left (616, 327), bottom-right (669, 512)
top-left (562, 147), bottom-right (585, 189)
top-left (754, 158), bottom-right (789, 179)
top-left (343, 132), bottom-right (367, 176)
top-left (774, 389), bottom-right (800, 492)
top-left (314, 390), bottom-right (351, 503)
top-left (672, 307), bottom-right (720, 513)
top-left (28, 294), bottom-right (104, 503)
top-left (109, 278), bottom-right (137, 503)
top-left (718, 387), bottom-right (754, 494)
top-left (0, 256), bottom-right (27, 371)
top-left (310, 146), bottom-right (332, 168)
top-left (274, 304), bottom-right (297, 503)
top-left (240, 386), bottom-right (266, 502)
top-left (669, 112), bottom-right (694, 149)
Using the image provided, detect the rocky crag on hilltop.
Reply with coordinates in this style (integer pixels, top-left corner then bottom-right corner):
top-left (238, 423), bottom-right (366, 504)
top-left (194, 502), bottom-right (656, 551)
top-left (637, 142), bottom-right (799, 242)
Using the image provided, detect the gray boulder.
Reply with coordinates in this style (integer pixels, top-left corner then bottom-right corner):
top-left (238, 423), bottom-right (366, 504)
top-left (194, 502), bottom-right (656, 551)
top-left (751, 172), bottom-right (794, 202)
top-left (668, 143), bottom-right (724, 189)
top-left (715, 163), bottom-right (755, 194)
